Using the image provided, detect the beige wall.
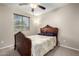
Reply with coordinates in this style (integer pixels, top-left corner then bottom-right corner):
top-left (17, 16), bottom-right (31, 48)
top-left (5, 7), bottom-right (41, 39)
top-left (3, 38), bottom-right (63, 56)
top-left (40, 4), bottom-right (79, 50)
top-left (0, 5), bottom-right (40, 48)
top-left (0, 6), bottom-right (14, 48)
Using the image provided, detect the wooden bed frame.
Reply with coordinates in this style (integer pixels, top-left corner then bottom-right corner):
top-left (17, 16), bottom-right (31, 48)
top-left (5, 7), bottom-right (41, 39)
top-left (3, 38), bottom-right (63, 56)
top-left (14, 25), bottom-right (58, 56)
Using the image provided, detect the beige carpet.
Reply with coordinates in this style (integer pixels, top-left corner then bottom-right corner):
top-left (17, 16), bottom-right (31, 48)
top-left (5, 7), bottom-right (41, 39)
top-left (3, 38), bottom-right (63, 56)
top-left (0, 46), bottom-right (79, 56)
top-left (45, 46), bottom-right (79, 56)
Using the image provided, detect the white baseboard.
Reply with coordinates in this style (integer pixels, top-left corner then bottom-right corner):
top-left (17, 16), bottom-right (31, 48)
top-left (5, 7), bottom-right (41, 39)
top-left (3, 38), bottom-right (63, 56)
top-left (60, 44), bottom-right (79, 52)
top-left (0, 44), bottom-right (14, 50)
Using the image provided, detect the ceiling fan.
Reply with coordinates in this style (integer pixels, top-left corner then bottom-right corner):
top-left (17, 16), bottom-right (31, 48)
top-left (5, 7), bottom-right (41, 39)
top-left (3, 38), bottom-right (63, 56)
top-left (19, 3), bottom-right (46, 12)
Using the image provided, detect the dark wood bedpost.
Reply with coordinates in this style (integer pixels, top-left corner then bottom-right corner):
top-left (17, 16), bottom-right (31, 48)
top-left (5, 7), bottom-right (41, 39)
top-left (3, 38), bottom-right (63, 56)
top-left (56, 28), bottom-right (58, 46)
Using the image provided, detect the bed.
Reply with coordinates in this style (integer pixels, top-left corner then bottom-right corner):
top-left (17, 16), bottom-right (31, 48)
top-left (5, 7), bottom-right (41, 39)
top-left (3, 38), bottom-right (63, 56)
top-left (14, 25), bottom-right (58, 56)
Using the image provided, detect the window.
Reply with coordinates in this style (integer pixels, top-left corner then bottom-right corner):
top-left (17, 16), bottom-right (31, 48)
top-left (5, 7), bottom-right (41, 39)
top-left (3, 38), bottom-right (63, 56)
top-left (14, 14), bottom-right (30, 31)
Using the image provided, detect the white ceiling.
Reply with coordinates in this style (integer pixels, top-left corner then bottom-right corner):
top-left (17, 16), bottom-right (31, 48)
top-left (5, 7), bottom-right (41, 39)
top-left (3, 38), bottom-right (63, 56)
top-left (0, 3), bottom-right (68, 16)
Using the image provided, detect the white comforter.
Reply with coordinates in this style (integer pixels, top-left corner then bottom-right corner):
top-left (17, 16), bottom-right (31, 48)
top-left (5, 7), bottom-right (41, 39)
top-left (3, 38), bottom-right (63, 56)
top-left (27, 35), bottom-right (56, 56)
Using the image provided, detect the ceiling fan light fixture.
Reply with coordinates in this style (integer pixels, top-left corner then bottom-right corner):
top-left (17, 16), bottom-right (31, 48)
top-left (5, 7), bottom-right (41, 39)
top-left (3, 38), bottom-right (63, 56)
top-left (30, 3), bottom-right (37, 8)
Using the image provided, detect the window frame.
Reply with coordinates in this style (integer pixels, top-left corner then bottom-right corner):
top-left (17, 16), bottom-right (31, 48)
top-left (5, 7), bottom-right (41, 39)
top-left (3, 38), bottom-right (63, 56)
top-left (14, 13), bottom-right (30, 31)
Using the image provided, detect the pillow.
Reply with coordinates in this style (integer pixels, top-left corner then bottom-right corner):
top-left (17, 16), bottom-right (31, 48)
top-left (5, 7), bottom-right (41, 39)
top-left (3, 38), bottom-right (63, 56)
top-left (46, 32), bottom-right (56, 36)
top-left (38, 32), bottom-right (57, 36)
top-left (38, 32), bottom-right (47, 35)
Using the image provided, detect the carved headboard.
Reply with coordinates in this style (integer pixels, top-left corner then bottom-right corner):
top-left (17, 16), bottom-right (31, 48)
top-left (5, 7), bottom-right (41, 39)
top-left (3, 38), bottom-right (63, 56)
top-left (40, 25), bottom-right (58, 35)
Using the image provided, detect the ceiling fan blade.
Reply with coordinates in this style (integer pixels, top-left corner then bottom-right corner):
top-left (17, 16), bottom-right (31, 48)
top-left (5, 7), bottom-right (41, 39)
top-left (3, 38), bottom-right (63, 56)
top-left (19, 3), bottom-right (29, 6)
top-left (38, 5), bottom-right (46, 10)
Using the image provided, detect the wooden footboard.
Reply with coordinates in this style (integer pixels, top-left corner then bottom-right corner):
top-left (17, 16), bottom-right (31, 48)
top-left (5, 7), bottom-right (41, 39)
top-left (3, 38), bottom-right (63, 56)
top-left (14, 32), bottom-right (31, 56)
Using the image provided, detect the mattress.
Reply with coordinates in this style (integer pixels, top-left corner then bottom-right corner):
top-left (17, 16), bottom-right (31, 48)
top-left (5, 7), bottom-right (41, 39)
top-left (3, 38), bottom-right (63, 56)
top-left (27, 35), bottom-right (56, 56)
